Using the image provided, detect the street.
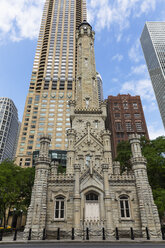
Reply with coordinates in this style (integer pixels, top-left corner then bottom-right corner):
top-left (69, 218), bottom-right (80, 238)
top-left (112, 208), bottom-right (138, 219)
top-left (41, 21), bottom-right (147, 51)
top-left (0, 243), bottom-right (165, 248)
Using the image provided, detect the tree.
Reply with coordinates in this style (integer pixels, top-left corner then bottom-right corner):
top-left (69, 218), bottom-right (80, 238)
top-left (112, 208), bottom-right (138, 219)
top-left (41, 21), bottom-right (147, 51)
top-left (0, 160), bottom-right (35, 228)
top-left (115, 136), bottom-right (165, 220)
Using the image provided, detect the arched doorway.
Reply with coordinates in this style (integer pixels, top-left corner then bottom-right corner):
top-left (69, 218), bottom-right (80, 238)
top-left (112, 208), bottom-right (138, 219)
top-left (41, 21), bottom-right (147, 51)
top-left (85, 192), bottom-right (100, 222)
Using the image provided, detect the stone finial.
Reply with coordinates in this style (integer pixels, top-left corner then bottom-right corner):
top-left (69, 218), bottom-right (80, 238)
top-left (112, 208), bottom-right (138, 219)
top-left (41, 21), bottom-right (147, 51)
top-left (39, 134), bottom-right (51, 158)
top-left (102, 164), bottom-right (109, 172)
top-left (51, 161), bottom-right (58, 175)
top-left (113, 161), bottom-right (120, 175)
top-left (100, 100), bottom-right (107, 120)
top-left (68, 100), bottom-right (76, 107)
top-left (101, 130), bottom-right (111, 137)
top-left (129, 133), bottom-right (142, 158)
top-left (74, 164), bottom-right (81, 172)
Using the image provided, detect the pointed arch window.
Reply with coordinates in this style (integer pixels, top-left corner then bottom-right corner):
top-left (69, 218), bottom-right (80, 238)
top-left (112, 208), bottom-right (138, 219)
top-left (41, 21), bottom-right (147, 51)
top-left (55, 196), bottom-right (65, 220)
top-left (120, 196), bottom-right (130, 218)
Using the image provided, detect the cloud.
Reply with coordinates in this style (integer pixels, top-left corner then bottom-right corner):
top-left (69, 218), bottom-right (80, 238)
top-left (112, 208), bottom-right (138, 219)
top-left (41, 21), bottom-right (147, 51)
top-left (131, 64), bottom-right (147, 75)
top-left (112, 54), bottom-right (123, 62)
top-left (0, 0), bottom-right (163, 43)
top-left (87, 0), bottom-right (160, 34)
top-left (120, 78), bottom-right (155, 101)
top-left (128, 39), bottom-right (143, 63)
top-left (148, 123), bottom-right (165, 139)
top-left (0, 0), bottom-right (44, 42)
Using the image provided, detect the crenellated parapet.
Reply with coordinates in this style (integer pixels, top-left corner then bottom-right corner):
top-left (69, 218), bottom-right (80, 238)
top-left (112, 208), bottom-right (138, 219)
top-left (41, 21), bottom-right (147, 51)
top-left (74, 107), bottom-right (102, 114)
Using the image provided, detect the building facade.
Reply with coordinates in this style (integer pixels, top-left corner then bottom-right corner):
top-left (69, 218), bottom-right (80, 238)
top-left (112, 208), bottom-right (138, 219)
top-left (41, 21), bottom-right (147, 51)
top-left (140, 22), bottom-right (165, 128)
top-left (106, 94), bottom-right (149, 159)
top-left (0, 98), bottom-right (19, 163)
top-left (15, 0), bottom-right (87, 167)
top-left (24, 22), bottom-right (161, 241)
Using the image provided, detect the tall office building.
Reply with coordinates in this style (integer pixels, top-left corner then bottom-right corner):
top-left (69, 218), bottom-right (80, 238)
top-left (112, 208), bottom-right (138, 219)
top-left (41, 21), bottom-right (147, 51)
top-left (96, 72), bottom-right (104, 103)
top-left (106, 94), bottom-right (149, 158)
top-left (0, 98), bottom-right (19, 162)
top-left (140, 22), bottom-right (165, 128)
top-left (15, 0), bottom-right (87, 167)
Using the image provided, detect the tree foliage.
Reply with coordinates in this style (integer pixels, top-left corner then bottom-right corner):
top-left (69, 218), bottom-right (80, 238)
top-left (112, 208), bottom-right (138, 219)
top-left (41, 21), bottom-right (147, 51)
top-left (0, 160), bottom-right (35, 227)
top-left (115, 136), bottom-right (165, 220)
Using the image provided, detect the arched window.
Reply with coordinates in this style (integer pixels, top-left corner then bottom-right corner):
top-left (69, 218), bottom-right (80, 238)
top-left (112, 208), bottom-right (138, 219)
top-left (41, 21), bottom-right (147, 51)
top-left (85, 155), bottom-right (90, 167)
top-left (120, 196), bottom-right (130, 218)
top-left (86, 192), bottom-right (98, 201)
top-left (55, 196), bottom-right (65, 219)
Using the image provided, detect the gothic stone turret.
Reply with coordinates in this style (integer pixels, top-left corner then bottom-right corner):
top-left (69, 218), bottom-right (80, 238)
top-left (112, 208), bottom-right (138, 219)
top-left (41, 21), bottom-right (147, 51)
top-left (24, 135), bottom-right (51, 240)
top-left (129, 134), bottom-right (161, 238)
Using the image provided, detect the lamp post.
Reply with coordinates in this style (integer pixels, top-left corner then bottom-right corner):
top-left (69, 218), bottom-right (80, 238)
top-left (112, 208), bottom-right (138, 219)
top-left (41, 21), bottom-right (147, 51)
top-left (20, 210), bottom-right (23, 230)
top-left (12, 208), bottom-right (16, 228)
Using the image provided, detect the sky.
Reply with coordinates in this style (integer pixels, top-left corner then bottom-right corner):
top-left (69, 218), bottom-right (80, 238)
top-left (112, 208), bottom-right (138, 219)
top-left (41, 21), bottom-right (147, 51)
top-left (0, 0), bottom-right (165, 139)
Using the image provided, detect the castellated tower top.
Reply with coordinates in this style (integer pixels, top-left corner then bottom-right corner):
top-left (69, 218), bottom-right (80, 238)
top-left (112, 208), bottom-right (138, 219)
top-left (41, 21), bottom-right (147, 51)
top-left (75, 21), bottom-right (99, 110)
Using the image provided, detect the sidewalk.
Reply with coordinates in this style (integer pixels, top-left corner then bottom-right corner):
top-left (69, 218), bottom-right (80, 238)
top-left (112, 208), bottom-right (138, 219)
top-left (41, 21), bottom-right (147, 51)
top-left (0, 232), bottom-right (165, 245)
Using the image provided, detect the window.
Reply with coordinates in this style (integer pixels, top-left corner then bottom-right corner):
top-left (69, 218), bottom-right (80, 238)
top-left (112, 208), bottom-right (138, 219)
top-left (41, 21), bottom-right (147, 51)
top-left (115, 122), bottom-right (122, 131)
top-left (125, 122), bottom-right (132, 131)
top-left (124, 113), bottom-right (131, 118)
top-left (133, 102), bottom-right (138, 109)
top-left (135, 122), bottom-right (142, 131)
top-left (134, 113), bottom-right (141, 118)
top-left (86, 193), bottom-right (98, 201)
top-left (85, 98), bottom-right (90, 108)
top-left (55, 196), bottom-right (65, 219)
top-left (114, 113), bottom-right (120, 118)
top-left (120, 196), bottom-right (130, 218)
top-left (123, 102), bottom-right (128, 109)
top-left (86, 155), bottom-right (91, 166)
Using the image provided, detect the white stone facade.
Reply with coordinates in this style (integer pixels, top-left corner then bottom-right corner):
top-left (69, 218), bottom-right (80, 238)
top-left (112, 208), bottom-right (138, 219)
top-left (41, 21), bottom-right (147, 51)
top-left (24, 22), bottom-right (161, 240)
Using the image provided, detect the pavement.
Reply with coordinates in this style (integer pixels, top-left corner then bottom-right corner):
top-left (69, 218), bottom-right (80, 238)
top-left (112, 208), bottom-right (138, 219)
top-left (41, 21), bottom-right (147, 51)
top-left (0, 232), bottom-right (165, 247)
top-left (0, 242), bottom-right (165, 248)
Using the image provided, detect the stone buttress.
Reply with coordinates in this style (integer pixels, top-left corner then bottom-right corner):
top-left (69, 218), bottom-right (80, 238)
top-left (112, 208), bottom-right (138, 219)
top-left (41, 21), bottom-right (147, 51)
top-left (24, 135), bottom-right (51, 240)
top-left (129, 134), bottom-right (161, 238)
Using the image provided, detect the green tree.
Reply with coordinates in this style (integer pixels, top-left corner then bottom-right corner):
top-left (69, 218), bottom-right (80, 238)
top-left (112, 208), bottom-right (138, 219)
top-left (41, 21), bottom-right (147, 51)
top-left (0, 160), bottom-right (35, 228)
top-left (115, 136), bottom-right (165, 220)
top-left (115, 140), bottom-right (132, 173)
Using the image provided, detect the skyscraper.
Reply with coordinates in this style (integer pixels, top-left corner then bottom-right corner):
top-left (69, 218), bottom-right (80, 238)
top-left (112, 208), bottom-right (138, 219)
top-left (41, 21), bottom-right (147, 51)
top-left (140, 22), bottom-right (165, 128)
top-left (15, 0), bottom-right (87, 167)
top-left (106, 94), bottom-right (149, 158)
top-left (0, 98), bottom-right (19, 162)
top-left (96, 72), bottom-right (104, 103)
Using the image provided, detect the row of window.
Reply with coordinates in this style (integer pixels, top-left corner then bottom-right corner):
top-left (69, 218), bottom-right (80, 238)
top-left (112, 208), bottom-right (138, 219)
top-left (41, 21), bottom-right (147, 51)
top-left (54, 194), bottom-right (130, 220)
top-left (114, 113), bottom-right (141, 119)
top-left (113, 102), bottom-right (139, 110)
top-left (115, 121), bottom-right (143, 131)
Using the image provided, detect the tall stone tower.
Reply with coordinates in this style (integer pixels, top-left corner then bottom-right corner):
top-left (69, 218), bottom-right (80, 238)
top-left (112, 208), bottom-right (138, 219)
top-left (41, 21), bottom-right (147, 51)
top-left (24, 21), bottom-right (161, 240)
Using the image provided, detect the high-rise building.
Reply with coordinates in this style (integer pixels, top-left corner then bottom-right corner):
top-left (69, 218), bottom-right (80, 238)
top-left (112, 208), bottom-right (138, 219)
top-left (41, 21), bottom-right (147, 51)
top-left (15, 0), bottom-right (87, 167)
top-left (140, 22), bottom-right (165, 128)
top-left (106, 94), bottom-right (149, 158)
top-left (96, 72), bottom-right (104, 103)
top-left (0, 98), bottom-right (19, 162)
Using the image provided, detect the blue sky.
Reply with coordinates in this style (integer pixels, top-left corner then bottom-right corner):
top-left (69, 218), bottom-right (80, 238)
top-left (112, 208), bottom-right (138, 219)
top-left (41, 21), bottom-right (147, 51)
top-left (0, 0), bottom-right (164, 139)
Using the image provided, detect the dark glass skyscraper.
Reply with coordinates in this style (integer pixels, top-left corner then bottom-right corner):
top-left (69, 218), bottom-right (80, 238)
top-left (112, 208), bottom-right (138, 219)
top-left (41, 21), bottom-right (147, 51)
top-left (141, 22), bottom-right (165, 128)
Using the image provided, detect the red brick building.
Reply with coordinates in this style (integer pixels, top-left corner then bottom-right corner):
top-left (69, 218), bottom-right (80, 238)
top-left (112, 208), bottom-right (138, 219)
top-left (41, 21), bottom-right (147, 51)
top-left (106, 94), bottom-right (149, 159)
